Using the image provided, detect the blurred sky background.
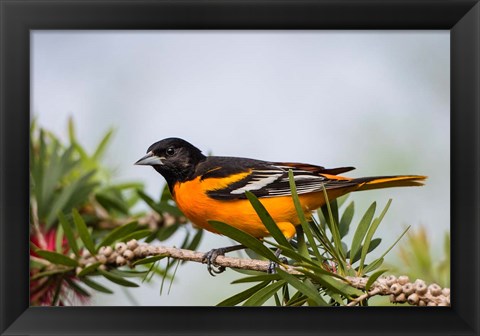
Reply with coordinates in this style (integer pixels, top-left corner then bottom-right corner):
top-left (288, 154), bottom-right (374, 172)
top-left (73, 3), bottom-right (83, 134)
top-left (31, 30), bottom-right (449, 306)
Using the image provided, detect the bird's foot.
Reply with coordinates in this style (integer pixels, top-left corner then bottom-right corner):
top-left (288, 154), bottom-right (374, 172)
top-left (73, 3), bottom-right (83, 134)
top-left (268, 257), bottom-right (288, 274)
top-left (202, 248), bottom-right (228, 276)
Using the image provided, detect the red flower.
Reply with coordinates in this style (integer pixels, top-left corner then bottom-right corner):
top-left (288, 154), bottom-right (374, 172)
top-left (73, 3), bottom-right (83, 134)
top-left (30, 226), bottom-right (90, 306)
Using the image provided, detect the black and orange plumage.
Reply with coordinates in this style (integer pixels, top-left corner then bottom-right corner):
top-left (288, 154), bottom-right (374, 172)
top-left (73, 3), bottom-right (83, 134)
top-left (136, 137), bottom-right (426, 274)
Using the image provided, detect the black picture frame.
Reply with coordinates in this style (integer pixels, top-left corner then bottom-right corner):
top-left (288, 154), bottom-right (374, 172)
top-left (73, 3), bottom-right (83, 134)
top-left (1, 0), bottom-right (479, 335)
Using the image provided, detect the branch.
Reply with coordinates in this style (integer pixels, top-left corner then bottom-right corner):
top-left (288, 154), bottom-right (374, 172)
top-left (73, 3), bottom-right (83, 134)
top-left (78, 240), bottom-right (450, 307)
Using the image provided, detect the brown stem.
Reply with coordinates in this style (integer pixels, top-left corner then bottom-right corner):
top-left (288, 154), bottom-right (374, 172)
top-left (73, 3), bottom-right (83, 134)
top-left (76, 241), bottom-right (450, 307)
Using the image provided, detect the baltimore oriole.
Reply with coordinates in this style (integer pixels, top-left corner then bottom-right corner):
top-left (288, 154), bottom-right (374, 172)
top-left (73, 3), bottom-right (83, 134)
top-left (135, 137), bottom-right (426, 274)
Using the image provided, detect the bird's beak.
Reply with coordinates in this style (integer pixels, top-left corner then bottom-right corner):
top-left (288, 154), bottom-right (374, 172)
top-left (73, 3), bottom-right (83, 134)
top-left (134, 151), bottom-right (164, 166)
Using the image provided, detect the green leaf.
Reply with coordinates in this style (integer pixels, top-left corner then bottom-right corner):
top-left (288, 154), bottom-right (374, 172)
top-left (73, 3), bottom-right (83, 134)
top-left (186, 229), bottom-right (203, 251)
top-left (230, 267), bottom-right (266, 276)
top-left (307, 219), bottom-right (335, 262)
top-left (137, 190), bottom-right (164, 214)
top-left (30, 268), bottom-right (72, 280)
top-left (72, 142), bottom-right (89, 162)
top-left (103, 182), bottom-right (144, 191)
top-left (274, 292), bottom-right (282, 306)
top-left (65, 278), bottom-right (91, 298)
top-left (349, 238), bottom-right (382, 264)
top-left (242, 280), bottom-right (286, 306)
top-left (363, 258), bottom-right (384, 273)
top-left (52, 278), bottom-right (64, 306)
top-left (358, 199), bottom-right (391, 274)
top-left (77, 262), bottom-right (102, 277)
top-left (82, 277), bottom-right (113, 294)
top-left (339, 202), bottom-right (354, 238)
top-left (122, 229), bottom-right (152, 242)
top-left (381, 225), bottom-right (410, 260)
top-left (336, 194), bottom-right (350, 209)
top-left (231, 274), bottom-right (281, 284)
top-left (295, 225), bottom-right (309, 259)
top-left (35, 130), bottom-right (46, 213)
top-left (208, 221), bottom-right (278, 262)
top-left (58, 212), bottom-right (79, 255)
top-left (158, 201), bottom-right (184, 217)
top-left (350, 202), bottom-right (376, 265)
top-left (68, 116), bottom-right (76, 144)
top-left (55, 225), bottom-right (64, 253)
top-left (300, 269), bottom-right (360, 299)
top-left (30, 258), bottom-right (47, 271)
top-left (40, 138), bottom-right (61, 211)
top-left (110, 269), bottom-right (150, 278)
top-left (45, 170), bottom-right (97, 228)
top-left (288, 170), bottom-right (323, 262)
top-left (97, 221), bottom-right (138, 250)
top-left (365, 269), bottom-right (389, 291)
top-left (160, 184), bottom-right (173, 202)
top-left (276, 269), bottom-right (327, 306)
top-left (321, 187), bottom-right (346, 264)
top-left (132, 255), bottom-right (167, 267)
top-left (36, 250), bottom-right (78, 267)
top-left (264, 241), bottom-right (338, 278)
top-left (157, 223), bottom-right (179, 241)
top-left (217, 281), bottom-right (271, 306)
top-left (72, 209), bottom-right (96, 255)
top-left (321, 199), bottom-right (339, 229)
top-left (245, 191), bottom-right (291, 247)
top-left (62, 181), bottom-right (99, 214)
top-left (98, 269), bottom-right (139, 287)
top-left (93, 128), bottom-right (114, 160)
top-left (294, 261), bottom-right (346, 281)
top-left (95, 192), bottom-right (130, 215)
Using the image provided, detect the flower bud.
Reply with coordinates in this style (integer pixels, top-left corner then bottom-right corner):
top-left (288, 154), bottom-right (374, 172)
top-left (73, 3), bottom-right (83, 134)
top-left (390, 283), bottom-right (402, 295)
top-left (133, 246), bottom-right (143, 257)
top-left (126, 239), bottom-right (138, 250)
top-left (403, 283), bottom-right (414, 296)
top-left (164, 213), bottom-right (176, 226)
top-left (442, 288), bottom-right (450, 296)
top-left (415, 281), bottom-right (427, 295)
top-left (407, 293), bottom-right (419, 305)
top-left (386, 275), bottom-right (397, 286)
top-left (103, 246), bottom-right (113, 257)
top-left (418, 300), bottom-right (426, 306)
top-left (398, 275), bottom-right (409, 285)
top-left (96, 254), bottom-right (107, 264)
top-left (116, 255), bottom-right (126, 266)
top-left (83, 249), bottom-right (93, 257)
top-left (438, 298), bottom-right (449, 306)
top-left (107, 251), bottom-right (119, 263)
top-left (115, 242), bottom-right (127, 254)
top-left (123, 250), bottom-right (134, 260)
top-left (395, 293), bottom-right (406, 303)
top-left (428, 284), bottom-right (442, 296)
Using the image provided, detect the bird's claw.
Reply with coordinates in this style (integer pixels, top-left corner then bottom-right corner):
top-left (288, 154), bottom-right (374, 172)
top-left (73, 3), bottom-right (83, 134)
top-left (268, 257), bottom-right (288, 274)
top-left (203, 248), bottom-right (227, 276)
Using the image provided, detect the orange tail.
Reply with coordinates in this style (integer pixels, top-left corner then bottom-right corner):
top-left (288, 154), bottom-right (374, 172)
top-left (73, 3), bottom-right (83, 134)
top-left (354, 175), bottom-right (427, 191)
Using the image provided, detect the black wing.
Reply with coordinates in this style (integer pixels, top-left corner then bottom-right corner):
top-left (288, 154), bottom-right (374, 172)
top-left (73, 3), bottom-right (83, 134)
top-left (198, 157), bottom-right (355, 200)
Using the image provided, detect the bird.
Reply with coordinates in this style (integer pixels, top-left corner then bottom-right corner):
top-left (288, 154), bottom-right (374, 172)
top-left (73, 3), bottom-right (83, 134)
top-left (135, 137), bottom-right (426, 275)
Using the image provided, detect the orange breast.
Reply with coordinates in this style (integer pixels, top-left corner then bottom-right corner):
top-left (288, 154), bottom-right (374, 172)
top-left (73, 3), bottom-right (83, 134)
top-left (172, 174), bottom-right (350, 239)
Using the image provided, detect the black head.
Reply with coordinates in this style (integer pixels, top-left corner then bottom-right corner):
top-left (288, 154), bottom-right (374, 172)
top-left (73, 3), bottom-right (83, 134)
top-left (135, 138), bottom-right (206, 187)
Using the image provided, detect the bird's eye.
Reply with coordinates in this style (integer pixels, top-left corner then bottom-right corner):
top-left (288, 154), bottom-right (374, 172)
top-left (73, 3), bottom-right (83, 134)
top-left (166, 147), bottom-right (175, 156)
